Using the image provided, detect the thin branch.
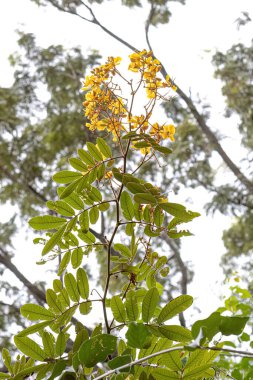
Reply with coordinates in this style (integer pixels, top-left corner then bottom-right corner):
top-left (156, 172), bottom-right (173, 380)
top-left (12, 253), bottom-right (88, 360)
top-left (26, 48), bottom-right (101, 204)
top-left (0, 247), bottom-right (46, 304)
top-left (93, 344), bottom-right (253, 380)
top-left (145, 0), bottom-right (155, 52)
top-left (93, 346), bottom-right (184, 380)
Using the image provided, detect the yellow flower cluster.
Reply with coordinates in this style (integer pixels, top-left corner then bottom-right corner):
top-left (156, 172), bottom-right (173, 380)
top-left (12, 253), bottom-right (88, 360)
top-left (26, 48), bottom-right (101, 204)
top-left (150, 123), bottom-right (175, 142)
top-left (82, 51), bottom-right (176, 150)
top-left (129, 49), bottom-right (177, 98)
top-left (82, 57), bottom-right (127, 141)
top-left (128, 115), bottom-right (149, 132)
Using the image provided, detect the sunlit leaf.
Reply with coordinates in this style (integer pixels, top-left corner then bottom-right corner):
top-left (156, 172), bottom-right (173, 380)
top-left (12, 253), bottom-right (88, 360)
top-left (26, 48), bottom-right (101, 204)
top-left (14, 336), bottom-right (46, 361)
top-left (29, 216), bottom-right (66, 231)
top-left (76, 268), bottom-right (89, 299)
top-left (142, 287), bottom-right (160, 323)
top-left (157, 295), bottom-right (193, 324)
top-left (111, 295), bottom-right (126, 323)
top-left (64, 273), bottom-right (80, 302)
top-left (20, 304), bottom-right (55, 321)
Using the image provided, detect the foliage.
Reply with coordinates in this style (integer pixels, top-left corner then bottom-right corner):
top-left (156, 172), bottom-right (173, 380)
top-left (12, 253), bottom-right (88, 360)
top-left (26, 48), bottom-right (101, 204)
top-left (1, 52), bottom-right (252, 380)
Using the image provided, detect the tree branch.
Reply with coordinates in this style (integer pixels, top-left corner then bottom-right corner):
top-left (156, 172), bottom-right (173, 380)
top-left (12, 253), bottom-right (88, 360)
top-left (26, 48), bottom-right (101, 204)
top-left (0, 248), bottom-right (46, 304)
top-left (93, 344), bottom-right (253, 380)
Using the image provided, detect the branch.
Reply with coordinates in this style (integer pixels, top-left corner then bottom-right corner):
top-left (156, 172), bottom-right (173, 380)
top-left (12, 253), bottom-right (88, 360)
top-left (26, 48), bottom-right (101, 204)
top-left (48, 2), bottom-right (253, 193)
top-left (0, 247), bottom-right (46, 304)
top-left (93, 346), bottom-right (184, 380)
top-left (93, 344), bottom-right (253, 380)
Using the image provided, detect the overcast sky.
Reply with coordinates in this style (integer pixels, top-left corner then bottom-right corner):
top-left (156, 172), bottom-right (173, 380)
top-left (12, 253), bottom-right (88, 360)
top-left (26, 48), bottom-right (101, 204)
top-left (1, 0), bottom-right (253, 320)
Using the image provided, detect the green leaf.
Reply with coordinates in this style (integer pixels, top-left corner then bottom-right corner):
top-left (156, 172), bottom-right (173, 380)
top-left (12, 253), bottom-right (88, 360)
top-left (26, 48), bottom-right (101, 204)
top-left (53, 171), bottom-right (82, 184)
top-left (17, 321), bottom-right (52, 337)
top-left (191, 312), bottom-right (221, 341)
top-left (108, 355), bottom-right (131, 372)
top-left (87, 167), bottom-right (97, 184)
top-left (78, 334), bottom-right (117, 367)
top-left (160, 203), bottom-right (200, 221)
top-left (167, 229), bottom-right (193, 239)
top-left (167, 217), bottom-right (184, 230)
top-left (54, 305), bottom-right (78, 329)
top-left (91, 323), bottom-right (102, 337)
top-left (42, 331), bottom-right (55, 358)
top-left (64, 273), bottom-right (80, 303)
top-left (71, 248), bottom-right (83, 269)
top-left (48, 360), bottom-right (66, 380)
top-left (89, 206), bottom-right (99, 224)
top-left (144, 225), bottom-right (160, 237)
top-left (126, 182), bottom-right (147, 194)
top-left (42, 225), bottom-right (66, 256)
top-left (20, 304), bottom-right (55, 321)
top-left (65, 231), bottom-right (79, 248)
top-left (59, 191), bottom-right (84, 210)
top-left (111, 295), bottom-right (126, 323)
top-left (0, 373), bottom-right (11, 379)
top-left (154, 206), bottom-right (164, 227)
top-left (87, 142), bottom-right (103, 161)
top-left (57, 251), bottom-right (71, 276)
top-left (88, 186), bottom-right (102, 202)
top-left (12, 364), bottom-right (47, 380)
top-left (126, 323), bottom-right (151, 349)
top-left (114, 243), bottom-right (131, 258)
top-left (29, 216), bottom-right (66, 231)
top-left (183, 364), bottom-right (213, 379)
top-left (98, 202), bottom-right (110, 211)
top-left (120, 191), bottom-right (134, 220)
top-left (36, 363), bottom-right (54, 380)
top-left (125, 290), bottom-right (139, 321)
top-left (157, 349), bottom-right (182, 370)
top-left (79, 301), bottom-right (92, 315)
top-left (157, 295), bottom-right (193, 324)
top-left (53, 279), bottom-right (63, 293)
top-left (219, 316), bottom-right (249, 336)
top-left (14, 336), bottom-right (46, 361)
top-left (73, 328), bottom-right (89, 353)
top-left (77, 149), bottom-right (95, 166)
top-left (58, 288), bottom-right (70, 308)
top-left (97, 162), bottom-right (106, 180)
top-left (142, 287), bottom-right (160, 323)
top-left (151, 368), bottom-right (179, 379)
top-left (46, 289), bottom-right (63, 314)
top-left (47, 201), bottom-right (75, 217)
top-left (78, 231), bottom-right (95, 244)
top-left (2, 348), bottom-right (12, 373)
top-left (76, 268), bottom-right (89, 299)
top-left (79, 211), bottom-right (89, 232)
top-left (134, 193), bottom-right (157, 205)
top-left (69, 157), bottom-right (87, 172)
top-left (55, 332), bottom-right (67, 357)
top-left (59, 178), bottom-right (83, 199)
top-left (96, 137), bottom-right (112, 158)
top-left (158, 325), bottom-right (192, 342)
top-left (153, 146), bottom-right (173, 155)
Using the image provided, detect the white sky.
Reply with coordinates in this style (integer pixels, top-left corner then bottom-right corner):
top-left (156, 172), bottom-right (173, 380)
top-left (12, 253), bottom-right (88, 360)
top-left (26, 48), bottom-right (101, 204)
top-left (1, 0), bottom-right (253, 322)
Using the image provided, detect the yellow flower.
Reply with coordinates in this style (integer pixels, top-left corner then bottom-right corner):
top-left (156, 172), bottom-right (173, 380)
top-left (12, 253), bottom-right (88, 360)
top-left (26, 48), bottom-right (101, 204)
top-left (105, 171), bottom-right (113, 179)
top-left (160, 124), bottom-right (176, 141)
top-left (140, 147), bottom-right (151, 155)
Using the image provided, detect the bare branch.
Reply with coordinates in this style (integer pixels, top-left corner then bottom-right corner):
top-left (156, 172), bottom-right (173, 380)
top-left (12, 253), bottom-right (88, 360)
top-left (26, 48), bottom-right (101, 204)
top-left (0, 248), bottom-right (46, 304)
